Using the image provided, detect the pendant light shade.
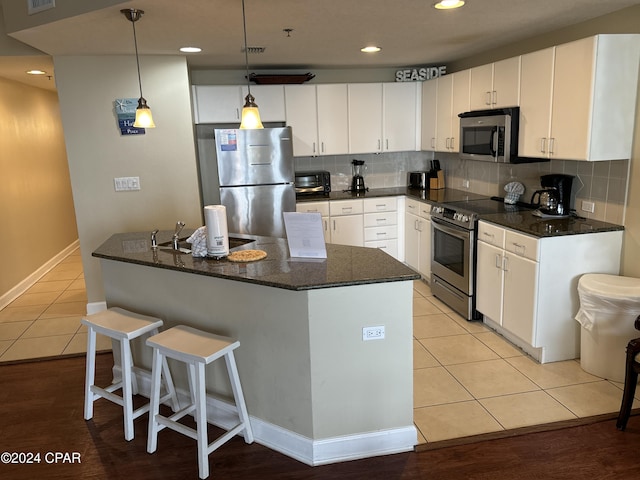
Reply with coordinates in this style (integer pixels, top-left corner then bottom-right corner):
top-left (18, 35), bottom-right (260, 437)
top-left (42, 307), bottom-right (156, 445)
top-left (239, 0), bottom-right (263, 129)
top-left (121, 8), bottom-right (156, 128)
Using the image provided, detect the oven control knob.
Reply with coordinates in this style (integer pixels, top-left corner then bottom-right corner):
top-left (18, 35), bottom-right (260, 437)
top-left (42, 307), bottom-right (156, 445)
top-left (461, 214), bottom-right (469, 222)
top-left (433, 206), bottom-right (443, 214)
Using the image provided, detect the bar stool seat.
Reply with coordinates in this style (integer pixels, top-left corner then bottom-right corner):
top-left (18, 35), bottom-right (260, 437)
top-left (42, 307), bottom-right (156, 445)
top-left (146, 325), bottom-right (254, 480)
top-left (82, 307), bottom-right (179, 441)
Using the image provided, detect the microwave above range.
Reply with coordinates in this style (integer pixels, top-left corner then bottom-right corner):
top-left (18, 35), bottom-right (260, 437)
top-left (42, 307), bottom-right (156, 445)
top-left (458, 107), bottom-right (520, 163)
top-left (294, 170), bottom-right (331, 195)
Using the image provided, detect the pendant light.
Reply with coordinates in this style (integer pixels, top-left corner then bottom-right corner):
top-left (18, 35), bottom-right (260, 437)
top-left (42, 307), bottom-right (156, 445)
top-left (239, 0), bottom-right (263, 129)
top-left (121, 8), bottom-right (156, 128)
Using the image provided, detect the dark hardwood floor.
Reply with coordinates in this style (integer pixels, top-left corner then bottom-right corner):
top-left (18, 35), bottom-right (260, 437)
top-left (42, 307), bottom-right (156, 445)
top-left (1, 354), bottom-right (639, 479)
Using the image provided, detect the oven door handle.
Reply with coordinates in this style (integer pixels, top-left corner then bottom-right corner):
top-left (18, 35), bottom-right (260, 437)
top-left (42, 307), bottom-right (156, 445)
top-left (432, 217), bottom-right (470, 240)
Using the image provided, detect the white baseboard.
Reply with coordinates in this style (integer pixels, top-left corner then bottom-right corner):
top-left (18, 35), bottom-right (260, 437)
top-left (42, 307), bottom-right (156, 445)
top-left (0, 240), bottom-right (80, 310)
top-left (113, 366), bottom-right (416, 466)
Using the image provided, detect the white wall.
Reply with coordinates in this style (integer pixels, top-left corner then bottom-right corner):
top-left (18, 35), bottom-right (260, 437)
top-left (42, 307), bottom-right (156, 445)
top-left (53, 55), bottom-right (202, 305)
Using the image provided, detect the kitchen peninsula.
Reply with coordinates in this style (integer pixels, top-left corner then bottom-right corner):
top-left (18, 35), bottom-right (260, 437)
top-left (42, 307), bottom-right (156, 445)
top-left (93, 230), bottom-right (420, 466)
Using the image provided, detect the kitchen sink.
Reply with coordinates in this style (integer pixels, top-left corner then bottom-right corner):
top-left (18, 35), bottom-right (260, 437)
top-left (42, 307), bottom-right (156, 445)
top-left (157, 236), bottom-right (256, 253)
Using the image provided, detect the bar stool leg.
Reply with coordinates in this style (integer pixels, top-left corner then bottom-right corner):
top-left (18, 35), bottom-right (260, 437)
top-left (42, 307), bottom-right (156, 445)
top-left (120, 339), bottom-right (135, 441)
top-left (84, 326), bottom-right (97, 420)
top-left (194, 362), bottom-right (209, 480)
top-left (225, 350), bottom-right (254, 443)
top-left (147, 347), bottom-right (163, 454)
top-left (161, 356), bottom-right (180, 412)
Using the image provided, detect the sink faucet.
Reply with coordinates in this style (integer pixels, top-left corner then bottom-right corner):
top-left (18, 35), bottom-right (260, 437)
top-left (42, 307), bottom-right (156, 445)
top-left (172, 221), bottom-right (185, 250)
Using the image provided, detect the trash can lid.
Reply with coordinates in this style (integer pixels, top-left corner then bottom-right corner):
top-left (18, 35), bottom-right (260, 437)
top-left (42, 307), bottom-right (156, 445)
top-left (578, 273), bottom-right (640, 299)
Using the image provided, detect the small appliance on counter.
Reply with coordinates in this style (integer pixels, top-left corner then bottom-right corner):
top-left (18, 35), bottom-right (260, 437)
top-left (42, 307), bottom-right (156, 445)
top-left (348, 159), bottom-right (368, 193)
top-left (294, 170), bottom-right (331, 196)
top-left (531, 173), bottom-right (574, 218)
top-left (408, 171), bottom-right (429, 190)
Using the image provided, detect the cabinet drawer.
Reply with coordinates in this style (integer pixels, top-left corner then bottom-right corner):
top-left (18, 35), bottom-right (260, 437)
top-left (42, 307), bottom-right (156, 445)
top-left (364, 225), bottom-right (397, 241)
top-left (365, 239), bottom-right (398, 258)
top-left (405, 198), bottom-right (421, 215)
top-left (505, 230), bottom-right (539, 261)
top-left (418, 202), bottom-right (432, 219)
top-left (296, 201), bottom-right (329, 216)
top-left (364, 197), bottom-right (397, 213)
top-left (364, 211), bottom-right (398, 227)
top-left (330, 199), bottom-right (363, 216)
top-left (478, 221), bottom-right (505, 248)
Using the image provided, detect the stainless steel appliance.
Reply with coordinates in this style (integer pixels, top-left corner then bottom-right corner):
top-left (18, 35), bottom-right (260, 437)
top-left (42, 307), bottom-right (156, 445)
top-left (408, 171), bottom-right (429, 190)
top-left (532, 174), bottom-right (574, 217)
top-left (295, 170), bottom-right (331, 195)
top-left (459, 107), bottom-right (522, 163)
top-left (430, 195), bottom-right (522, 320)
top-left (210, 127), bottom-right (295, 238)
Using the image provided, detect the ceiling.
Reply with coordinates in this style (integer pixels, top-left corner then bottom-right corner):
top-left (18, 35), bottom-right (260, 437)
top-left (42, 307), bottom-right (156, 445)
top-left (2, 0), bottom-right (640, 92)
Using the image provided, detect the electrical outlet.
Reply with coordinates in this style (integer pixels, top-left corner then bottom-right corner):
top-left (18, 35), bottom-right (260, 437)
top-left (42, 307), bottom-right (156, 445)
top-left (581, 200), bottom-right (595, 213)
top-left (362, 326), bottom-right (385, 341)
top-left (114, 176), bottom-right (141, 191)
top-left (461, 179), bottom-right (470, 189)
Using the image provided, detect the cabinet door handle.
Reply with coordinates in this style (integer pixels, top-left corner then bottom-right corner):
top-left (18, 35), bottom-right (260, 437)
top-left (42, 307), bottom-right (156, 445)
top-left (376, 218), bottom-right (387, 223)
top-left (502, 256), bottom-right (509, 272)
top-left (549, 137), bottom-right (555, 154)
top-left (324, 219), bottom-right (329, 232)
top-left (445, 137), bottom-right (450, 149)
top-left (485, 91), bottom-right (491, 105)
top-left (431, 137), bottom-right (436, 149)
top-left (313, 142), bottom-right (317, 154)
top-left (492, 90), bottom-right (497, 105)
top-left (376, 232), bottom-right (387, 237)
top-left (342, 207), bottom-right (352, 214)
top-left (386, 139), bottom-right (389, 150)
top-left (333, 220), bottom-right (336, 231)
top-left (407, 204), bottom-right (416, 212)
top-left (321, 142), bottom-right (325, 153)
top-left (450, 137), bottom-right (455, 150)
top-left (512, 242), bottom-right (526, 256)
top-left (236, 108), bottom-right (240, 119)
top-left (540, 138), bottom-right (546, 154)
top-left (495, 254), bottom-right (502, 269)
top-left (483, 231), bottom-right (495, 240)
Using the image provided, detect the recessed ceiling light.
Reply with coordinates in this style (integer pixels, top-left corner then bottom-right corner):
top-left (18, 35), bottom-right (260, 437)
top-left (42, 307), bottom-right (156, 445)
top-left (26, 69), bottom-right (47, 75)
top-left (361, 46), bottom-right (381, 53)
top-left (180, 47), bottom-right (202, 53)
top-left (434, 0), bottom-right (465, 9)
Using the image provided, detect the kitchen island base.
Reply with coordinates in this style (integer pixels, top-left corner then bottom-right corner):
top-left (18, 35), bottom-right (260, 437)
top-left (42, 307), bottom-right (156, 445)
top-left (98, 258), bottom-right (416, 465)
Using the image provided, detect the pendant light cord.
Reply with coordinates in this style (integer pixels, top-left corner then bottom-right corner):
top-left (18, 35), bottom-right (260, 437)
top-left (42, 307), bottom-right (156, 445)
top-left (131, 19), bottom-right (144, 99)
top-left (241, 0), bottom-right (251, 96)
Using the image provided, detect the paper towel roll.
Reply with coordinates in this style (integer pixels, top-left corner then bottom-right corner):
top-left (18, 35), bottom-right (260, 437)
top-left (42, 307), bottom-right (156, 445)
top-left (204, 205), bottom-right (229, 257)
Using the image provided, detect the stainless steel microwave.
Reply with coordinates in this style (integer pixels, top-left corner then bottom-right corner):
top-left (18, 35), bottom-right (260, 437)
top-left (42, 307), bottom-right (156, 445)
top-left (458, 107), bottom-right (520, 163)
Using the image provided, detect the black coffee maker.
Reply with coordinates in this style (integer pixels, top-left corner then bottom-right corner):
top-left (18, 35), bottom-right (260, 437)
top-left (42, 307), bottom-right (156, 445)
top-left (532, 174), bottom-right (574, 217)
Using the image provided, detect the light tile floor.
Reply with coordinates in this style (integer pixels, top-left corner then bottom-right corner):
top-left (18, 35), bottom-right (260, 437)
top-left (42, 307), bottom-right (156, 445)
top-left (0, 250), bottom-right (636, 445)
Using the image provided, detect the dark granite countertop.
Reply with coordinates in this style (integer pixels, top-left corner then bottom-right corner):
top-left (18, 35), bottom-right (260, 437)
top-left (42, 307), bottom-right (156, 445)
top-left (92, 230), bottom-right (419, 291)
top-left (297, 187), bottom-right (624, 238)
top-left (479, 210), bottom-right (624, 238)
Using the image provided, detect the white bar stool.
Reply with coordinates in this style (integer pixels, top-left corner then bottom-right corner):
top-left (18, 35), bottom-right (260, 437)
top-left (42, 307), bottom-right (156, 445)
top-left (82, 307), bottom-right (179, 441)
top-left (146, 325), bottom-right (254, 480)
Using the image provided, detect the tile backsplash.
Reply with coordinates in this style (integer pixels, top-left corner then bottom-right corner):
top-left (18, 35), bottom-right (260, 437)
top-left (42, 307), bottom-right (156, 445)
top-left (294, 152), bottom-right (629, 225)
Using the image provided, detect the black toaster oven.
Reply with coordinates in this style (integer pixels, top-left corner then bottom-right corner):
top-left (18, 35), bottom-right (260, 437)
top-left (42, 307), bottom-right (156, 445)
top-left (294, 170), bottom-right (331, 195)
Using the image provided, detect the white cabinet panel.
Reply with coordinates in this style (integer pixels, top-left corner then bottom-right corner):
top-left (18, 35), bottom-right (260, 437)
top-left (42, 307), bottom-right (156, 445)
top-left (331, 215), bottom-right (364, 246)
top-left (241, 85), bottom-right (286, 122)
top-left (383, 82), bottom-right (419, 152)
top-left (284, 85), bottom-right (319, 156)
top-left (502, 253), bottom-right (538, 345)
top-left (348, 83), bottom-right (383, 154)
top-left (192, 85), bottom-right (241, 123)
top-left (316, 84), bottom-right (349, 155)
top-left (421, 79), bottom-right (437, 151)
top-left (476, 240), bottom-right (504, 325)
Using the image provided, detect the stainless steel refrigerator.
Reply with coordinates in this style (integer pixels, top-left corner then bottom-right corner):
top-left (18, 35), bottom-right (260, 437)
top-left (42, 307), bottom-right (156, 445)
top-left (206, 127), bottom-right (295, 238)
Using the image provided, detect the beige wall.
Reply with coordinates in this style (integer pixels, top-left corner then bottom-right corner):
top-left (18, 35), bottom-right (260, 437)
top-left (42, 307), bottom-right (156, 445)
top-left (53, 55), bottom-right (202, 306)
top-left (0, 77), bottom-right (78, 299)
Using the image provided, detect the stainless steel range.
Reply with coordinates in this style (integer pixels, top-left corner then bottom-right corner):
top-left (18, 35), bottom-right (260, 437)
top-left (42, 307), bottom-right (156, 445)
top-left (430, 196), bottom-right (521, 321)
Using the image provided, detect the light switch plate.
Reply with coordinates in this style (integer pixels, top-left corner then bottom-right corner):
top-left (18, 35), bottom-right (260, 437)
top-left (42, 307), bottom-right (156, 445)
top-left (114, 176), bottom-right (141, 191)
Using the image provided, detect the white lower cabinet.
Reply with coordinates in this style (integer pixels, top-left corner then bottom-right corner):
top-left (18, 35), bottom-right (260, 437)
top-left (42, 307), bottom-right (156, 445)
top-left (363, 197), bottom-right (399, 259)
top-left (296, 200), bottom-right (331, 243)
top-left (403, 198), bottom-right (431, 279)
top-left (476, 220), bottom-right (623, 363)
top-left (329, 199), bottom-right (364, 247)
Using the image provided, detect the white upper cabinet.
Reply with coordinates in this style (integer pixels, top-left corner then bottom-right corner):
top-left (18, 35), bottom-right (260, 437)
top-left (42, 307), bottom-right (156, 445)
top-left (192, 85), bottom-right (242, 123)
top-left (434, 70), bottom-right (470, 152)
top-left (470, 57), bottom-right (520, 110)
top-left (192, 85), bottom-right (285, 124)
top-left (421, 79), bottom-right (437, 151)
top-left (348, 82), bottom-right (419, 154)
top-left (348, 83), bottom-right (383, 154)
top-left (240, 85), bottom-right (286, 122)
top-left (284, 84), bottom-right (319, 156)
top-left (382, 82), bottom-right (420, 152)
top-left (285, 84), bottom-right (349, 157)
top-left (316, 84), bottom-right (349, 155)
top-left (520, 35), bottom-right (640, 161)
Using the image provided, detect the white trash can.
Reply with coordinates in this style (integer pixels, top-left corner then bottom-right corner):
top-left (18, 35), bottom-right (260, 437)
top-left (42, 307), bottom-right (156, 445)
top-left (575, 274), bottom-right (640, 382)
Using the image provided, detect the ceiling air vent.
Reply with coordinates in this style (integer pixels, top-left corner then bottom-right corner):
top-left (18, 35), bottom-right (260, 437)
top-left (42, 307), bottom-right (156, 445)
top-left (28, 0), bottom-right (56, 15)
top-left (242, 46), bottom-right (266, 54)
